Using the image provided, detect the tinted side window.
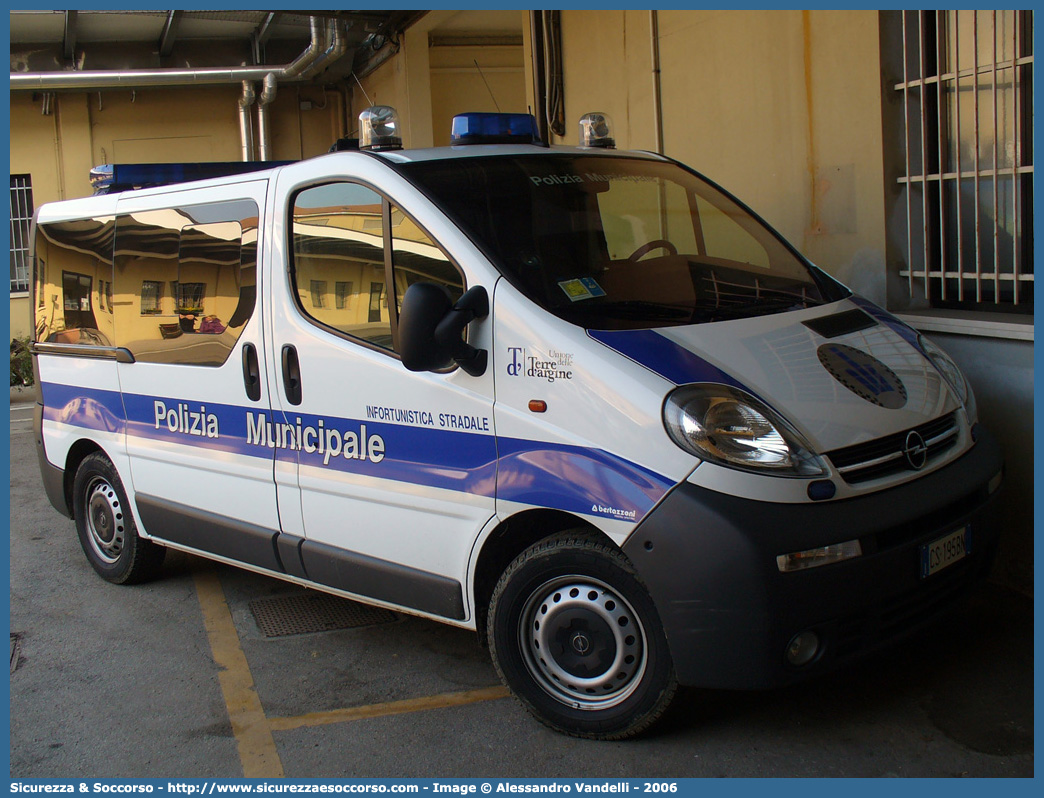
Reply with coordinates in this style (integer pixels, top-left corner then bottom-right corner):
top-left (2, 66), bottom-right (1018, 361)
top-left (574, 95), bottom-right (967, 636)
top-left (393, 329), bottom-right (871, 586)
top-left (34, 216), bottom-right (116, 345)
top-left (291, 184), bottom-right (466, 355)
top-left (113, 201), bottom-right (258, 366)
top-left (389, 205), bottom-right (463, 314)
top-left (292, 183), bottom-right (392, 349)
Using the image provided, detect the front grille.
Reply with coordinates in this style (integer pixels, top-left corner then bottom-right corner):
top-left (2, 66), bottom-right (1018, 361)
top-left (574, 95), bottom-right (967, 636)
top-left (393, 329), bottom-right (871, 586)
top-left (832, 558), bottom-right (974, 659)
top-left (827, 411), bottom-right (959, 484)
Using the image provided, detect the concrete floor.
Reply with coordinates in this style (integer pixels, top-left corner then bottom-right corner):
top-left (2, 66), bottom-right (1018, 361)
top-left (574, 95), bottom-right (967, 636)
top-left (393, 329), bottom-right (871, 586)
top-left (8, 398), bottom-right (1034, 778)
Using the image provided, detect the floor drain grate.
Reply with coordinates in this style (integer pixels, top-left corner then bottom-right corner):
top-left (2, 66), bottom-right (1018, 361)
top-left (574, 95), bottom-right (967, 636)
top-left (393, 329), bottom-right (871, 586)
top-left (249, 593), bottom-right (398, 637)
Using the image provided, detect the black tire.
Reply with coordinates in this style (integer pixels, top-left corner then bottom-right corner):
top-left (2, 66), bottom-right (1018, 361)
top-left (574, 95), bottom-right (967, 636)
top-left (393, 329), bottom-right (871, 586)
top-left (72, 453), bottom-right (165, 584)
top-left (487, 531), bottom-right (678, 739)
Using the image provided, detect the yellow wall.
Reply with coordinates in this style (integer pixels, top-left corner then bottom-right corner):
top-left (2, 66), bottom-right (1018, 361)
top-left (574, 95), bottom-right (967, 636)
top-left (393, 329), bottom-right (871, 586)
top-left (351, 56), bottom-right (405, 142)
top-left (349, 10), bottom-right (527, 149)
top-left (558, 10), bottom-right (887, 298)
top-left (429, 45), bottom-right (526, 147)
top-left (558, 10), bottom-right (659, 153)
top-left (351, 43), bottom-right (527, 150)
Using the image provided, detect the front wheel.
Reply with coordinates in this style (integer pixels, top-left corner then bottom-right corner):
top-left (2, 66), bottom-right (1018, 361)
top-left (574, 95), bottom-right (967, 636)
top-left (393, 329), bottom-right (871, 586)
top-left (72, 453), bottom-right (165, 584)
top-left (488, 532), bottom-right (677, 739)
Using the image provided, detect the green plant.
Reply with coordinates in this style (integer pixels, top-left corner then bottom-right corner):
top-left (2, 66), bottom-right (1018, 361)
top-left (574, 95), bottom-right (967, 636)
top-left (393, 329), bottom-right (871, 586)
top-left (10, 336), bottom-right (34, 387)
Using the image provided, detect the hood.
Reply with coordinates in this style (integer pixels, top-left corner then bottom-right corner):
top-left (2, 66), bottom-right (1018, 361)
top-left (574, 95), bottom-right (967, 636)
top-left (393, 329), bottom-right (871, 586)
top-left (589, 297), bottom-right (957, 453)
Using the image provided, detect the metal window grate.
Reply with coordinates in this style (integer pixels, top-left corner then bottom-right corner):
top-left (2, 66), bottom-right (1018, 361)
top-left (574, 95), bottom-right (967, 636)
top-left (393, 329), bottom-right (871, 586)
top-left (10, 175), bottom-right (33, 294)
top-left (895, 10), bottom-right (1033, 311)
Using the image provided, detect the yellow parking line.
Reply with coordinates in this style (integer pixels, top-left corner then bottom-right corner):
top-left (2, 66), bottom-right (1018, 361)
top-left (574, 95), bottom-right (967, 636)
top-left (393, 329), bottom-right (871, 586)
top-left (267, 685), bottom-right (511, 732)
top-left (194, 571), bottom-right (285, 778)
top-left (195, 568), bottom-right (511, 774)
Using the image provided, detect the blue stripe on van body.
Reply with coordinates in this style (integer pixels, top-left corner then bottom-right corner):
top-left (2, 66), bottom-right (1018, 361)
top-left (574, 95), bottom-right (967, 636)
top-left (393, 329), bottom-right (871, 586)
top-left (41, 382), bottom-right (127, 434)
top-left (122, 392), bottom-right (273, 458)
top-left (496, 437), bottom-right (673, 521)
top-left (121, 391), bottom-right (500, 496)
top-left (587, 328), bottom-right (745, 388)
top-left (41, 382), bottom-right (671, 523)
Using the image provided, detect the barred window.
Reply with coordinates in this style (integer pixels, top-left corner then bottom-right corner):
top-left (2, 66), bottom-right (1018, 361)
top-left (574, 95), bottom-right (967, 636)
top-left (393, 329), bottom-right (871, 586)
top-left (173, 281), bottom-right (206, 313)
top-left (892, 10), bottom-right (1033, 314)
top-left (310, 280), bottom-right (327, 309)
top-left (141, 280), bottom-right (163, 314)
top-left (10, 174), bottom-right (34, 293)
top-left (335, 280), bottom-right (354, 309)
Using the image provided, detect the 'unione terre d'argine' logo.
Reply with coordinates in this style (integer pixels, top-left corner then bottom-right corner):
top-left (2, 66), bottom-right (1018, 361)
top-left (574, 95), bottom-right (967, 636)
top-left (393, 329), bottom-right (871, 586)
top-left (817, 343), bottom-right (908, 409)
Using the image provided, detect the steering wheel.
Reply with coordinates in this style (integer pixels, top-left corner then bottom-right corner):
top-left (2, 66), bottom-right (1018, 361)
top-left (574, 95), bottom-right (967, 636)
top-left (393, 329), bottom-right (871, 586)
top-left (627, 239), bottom-right (678, 261)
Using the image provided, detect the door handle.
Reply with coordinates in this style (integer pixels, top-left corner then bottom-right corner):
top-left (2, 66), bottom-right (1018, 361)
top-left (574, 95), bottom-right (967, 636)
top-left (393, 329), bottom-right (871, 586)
top-left (241, 343), bottom-right (261, 402)
top-left (281, 344), bottom-right (302, 406)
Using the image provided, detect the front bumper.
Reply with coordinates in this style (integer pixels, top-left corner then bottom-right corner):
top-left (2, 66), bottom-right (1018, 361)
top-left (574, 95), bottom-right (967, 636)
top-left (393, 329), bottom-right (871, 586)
top-left (623, 427), bottom-right (1004, 689)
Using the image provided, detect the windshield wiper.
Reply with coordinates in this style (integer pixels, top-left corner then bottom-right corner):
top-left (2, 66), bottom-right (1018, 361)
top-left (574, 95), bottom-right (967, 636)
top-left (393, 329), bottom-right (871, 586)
top-left (702, 295), bottom-right (815, 322)
top-left (577, 300), bottom-right (693, 322)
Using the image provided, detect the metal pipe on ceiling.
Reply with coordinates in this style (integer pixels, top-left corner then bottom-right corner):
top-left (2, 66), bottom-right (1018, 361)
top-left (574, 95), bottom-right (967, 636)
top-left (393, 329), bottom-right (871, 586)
top-left (257, 73), bottom-right (278, 160)
top-left (301, 19), bottom-right (347, 80)
top-left (9, 15), bottom-right (330, 91)
top-left (237, 81), bottom-right (257, 161)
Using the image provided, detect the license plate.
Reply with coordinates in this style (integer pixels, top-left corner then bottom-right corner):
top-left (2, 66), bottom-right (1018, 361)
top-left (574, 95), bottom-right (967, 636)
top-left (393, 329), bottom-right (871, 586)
top-left (920, 526), bottom-right (970, 578)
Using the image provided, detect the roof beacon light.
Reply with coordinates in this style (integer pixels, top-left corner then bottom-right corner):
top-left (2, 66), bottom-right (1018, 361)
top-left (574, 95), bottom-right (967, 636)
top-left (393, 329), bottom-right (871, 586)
top-left (579, 112), bottom-right (615, 149)
top-left (451, 112), bottom-right (541, 146)
top-left (359, 106), bottom-right (403, 151)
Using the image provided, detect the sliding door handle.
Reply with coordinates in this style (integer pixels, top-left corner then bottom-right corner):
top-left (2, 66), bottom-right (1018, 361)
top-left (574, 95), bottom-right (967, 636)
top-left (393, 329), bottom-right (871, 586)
top-left (281, 344), bottom-right (302, 406)
top-left (242, 343), bottom-right (261, 402)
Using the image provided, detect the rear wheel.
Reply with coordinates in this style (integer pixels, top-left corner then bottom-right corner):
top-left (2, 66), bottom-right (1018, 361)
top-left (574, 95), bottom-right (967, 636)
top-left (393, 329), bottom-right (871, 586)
top-left (488, 532), bottom-right (677, 739)
top-left (72, 453), bottom-right (165, 584)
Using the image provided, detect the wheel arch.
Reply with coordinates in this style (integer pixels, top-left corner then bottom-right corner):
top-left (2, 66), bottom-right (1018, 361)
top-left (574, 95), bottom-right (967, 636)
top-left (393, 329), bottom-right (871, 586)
top-left (62, 439), bottom-right (107, 519)
top-left (471, 509), bottom-right (619, 646)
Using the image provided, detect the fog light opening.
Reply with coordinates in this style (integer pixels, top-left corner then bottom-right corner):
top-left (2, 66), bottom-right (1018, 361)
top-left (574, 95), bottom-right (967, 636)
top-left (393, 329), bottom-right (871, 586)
top-left (786, 631), bottom-right (820, 667)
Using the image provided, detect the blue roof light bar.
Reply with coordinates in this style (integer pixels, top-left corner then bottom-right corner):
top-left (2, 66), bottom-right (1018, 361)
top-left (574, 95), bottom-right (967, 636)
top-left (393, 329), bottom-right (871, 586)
top-left (89, 161), bottom-right (293, 195)
top-left (450, 112), bottom-right (543, 146)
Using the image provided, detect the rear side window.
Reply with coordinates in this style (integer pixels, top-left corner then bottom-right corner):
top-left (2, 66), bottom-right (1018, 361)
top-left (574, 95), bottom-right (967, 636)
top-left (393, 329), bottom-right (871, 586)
top-left (110, 200), bottom-right (258, 366)
top-left (34, 216), bottom-right (117, 345)
top-left (291, 183), bottom-right (462, 354)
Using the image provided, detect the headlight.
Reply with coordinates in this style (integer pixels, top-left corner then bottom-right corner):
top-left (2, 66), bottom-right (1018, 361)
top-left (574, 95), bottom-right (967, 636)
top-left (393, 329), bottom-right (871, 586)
top-left (918, 334), bottom-right (978, 424)
top-left (664, 384), bottom-right (826, 476)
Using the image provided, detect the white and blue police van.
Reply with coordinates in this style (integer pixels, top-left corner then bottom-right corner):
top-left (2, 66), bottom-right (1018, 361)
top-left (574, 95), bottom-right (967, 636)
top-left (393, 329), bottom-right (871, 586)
top-left (31, 107), bottom-right (1003, 739)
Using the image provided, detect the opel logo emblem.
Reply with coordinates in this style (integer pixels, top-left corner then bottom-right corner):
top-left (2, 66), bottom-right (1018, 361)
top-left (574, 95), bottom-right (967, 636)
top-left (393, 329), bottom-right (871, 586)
top-left (571, 633), bottom-right (591, 655)
top-left (903, 430), bottom-right (928, 470)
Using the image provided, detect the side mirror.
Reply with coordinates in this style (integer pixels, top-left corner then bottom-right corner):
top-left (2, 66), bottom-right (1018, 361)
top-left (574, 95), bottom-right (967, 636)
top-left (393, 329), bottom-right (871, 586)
top-left (399, 283), bottom-right (489, 376)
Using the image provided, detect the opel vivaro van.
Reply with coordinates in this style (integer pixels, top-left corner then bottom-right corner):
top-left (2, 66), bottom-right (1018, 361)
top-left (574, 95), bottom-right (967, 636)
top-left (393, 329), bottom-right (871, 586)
top-left (32, 108), bottom-right (1003, 739)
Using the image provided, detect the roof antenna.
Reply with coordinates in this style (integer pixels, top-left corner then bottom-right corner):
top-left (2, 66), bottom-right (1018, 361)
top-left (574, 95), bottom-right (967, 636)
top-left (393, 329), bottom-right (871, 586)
top-left (474, 59), bottom-right (501, 112)
top-left (351, 73), bottom-right (373, 107)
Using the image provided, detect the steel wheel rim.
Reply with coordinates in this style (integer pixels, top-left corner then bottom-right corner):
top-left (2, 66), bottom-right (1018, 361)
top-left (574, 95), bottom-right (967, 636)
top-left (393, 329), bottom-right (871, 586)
top-left (85, 476), bottom-right (125, 564)
top-left (519, 575), bottom-right (648, 710)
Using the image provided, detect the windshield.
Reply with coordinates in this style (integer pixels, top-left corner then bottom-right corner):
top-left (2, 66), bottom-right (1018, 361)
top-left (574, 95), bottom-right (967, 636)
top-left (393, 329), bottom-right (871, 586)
top-left (397, 154), bottom-right (846, 330)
